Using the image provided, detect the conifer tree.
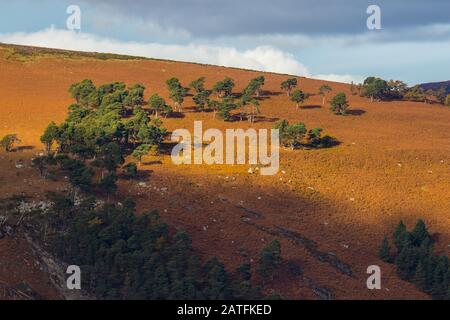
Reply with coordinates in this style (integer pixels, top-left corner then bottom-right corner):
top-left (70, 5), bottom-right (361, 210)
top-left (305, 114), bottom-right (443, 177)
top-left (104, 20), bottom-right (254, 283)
top-left (257, 240), bottom-right (282, 280)
top-left (379, 236), bottom-right (392, 263)
top-left (411, 219), bottom-right (431, 247)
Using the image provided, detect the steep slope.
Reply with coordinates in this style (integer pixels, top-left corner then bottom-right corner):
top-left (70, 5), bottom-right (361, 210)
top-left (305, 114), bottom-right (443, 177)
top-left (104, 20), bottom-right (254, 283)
top-left (1, 43), bottom-right (449, 299)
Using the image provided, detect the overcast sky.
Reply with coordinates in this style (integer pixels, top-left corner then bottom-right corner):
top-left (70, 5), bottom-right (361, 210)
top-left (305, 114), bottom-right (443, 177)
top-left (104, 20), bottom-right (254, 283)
top-left (0, 0), bottom-right (449, 84)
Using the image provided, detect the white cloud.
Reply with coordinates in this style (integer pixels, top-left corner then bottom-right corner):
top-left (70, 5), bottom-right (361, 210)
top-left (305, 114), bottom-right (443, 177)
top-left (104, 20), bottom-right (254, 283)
top-left (311, 74), bottom-right (364, 84)
top-left (0, 27), bottom-right (361, 83)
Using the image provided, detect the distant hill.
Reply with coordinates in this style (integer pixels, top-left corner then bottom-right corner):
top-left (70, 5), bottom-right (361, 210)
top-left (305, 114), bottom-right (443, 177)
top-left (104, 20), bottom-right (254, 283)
top-left (419, 80), bottom-right (450, 95)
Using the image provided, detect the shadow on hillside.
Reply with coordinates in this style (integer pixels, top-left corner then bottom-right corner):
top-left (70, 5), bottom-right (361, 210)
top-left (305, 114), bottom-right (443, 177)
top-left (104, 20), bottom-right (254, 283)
top-left (120, 169), bottom-right (153, 180)
top-left (262, 90), bottom-right (283, 97)
top-left (230, 114), bottom-right (279, 123)
top-left (159, 142), bottom-right (179, 156)
top-left (168, 112), bottom-right (186, 119)
top-left (347, 109), bottom-right (366, 116)
top-left (14, 146), bottom-right (34, 152)
top-left (254, 116), bottom-right (279, 123)
top-left (142, 160), bottom-right (163, 166)
top-left (301, 105), bottom-right (321, 110)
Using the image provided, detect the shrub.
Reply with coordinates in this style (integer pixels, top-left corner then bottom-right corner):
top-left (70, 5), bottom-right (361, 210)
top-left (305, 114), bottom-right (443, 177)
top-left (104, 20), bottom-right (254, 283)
top-left (445, 94), bottom-right (450, 106)
top-left (123, 162), bottom-right (138, 178)
top-left (291, 89), bottom-right (309, 110)
top-left (257, 240), bottom-right (282, 279)
top-left (212, 77), bottom-right (234, 98)
top-left (362, 77), bottom-right (389, 102)
top-left (330, 92), bottom-right (349, 115)
top-left (280, 78), bottom-right (297, 96)
top-left (0, 134), bottom-right (20, 152)
top-left (378, 236), bottom-right (392, 263)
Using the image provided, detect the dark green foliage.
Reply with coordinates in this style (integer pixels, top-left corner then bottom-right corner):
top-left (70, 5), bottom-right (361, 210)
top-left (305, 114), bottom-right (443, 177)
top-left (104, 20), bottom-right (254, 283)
top-left (236, 263), bottom-right (252, 282)
top-left (411, 219), bottom-right (431, 247)
top-left (243, 76), bottom-right (265, 98)
top-left (95, 142), bottom-right (124, 173)
top-left (166, 77), bottom-right (187, 112)
top-left (98, 173), bottom-right (118, 194)
top-left (213, 77), bottom-right (235, 98)
top-left (148, 93), bottom-right (168, 118)
top-left (362, 77), bottom-right (389, 102)
top-left (412, 260), bottom-right (428, 291)
top-left (290, 89), bottom-right (309, 110)
top-left (36, 80), bottom-right (167, 196)
top-left (275, 120), bottom-right (306, 148)
top-left (189, 77), bottom-right (206, 93)
top-left (45, 198), bottom-right (260, 300)
top-left (132, 144), bottom-right (151, 164)
top-left (257, 240), bottom-right (282, 279)
top-left (280, 78), bottom-right (297, 96)
top-left (239, 95), bottom-right (260, 123)
top-left (395, 245), bottom-right (420, 280)
top-left (382, 219), bottom-right (449, 300)
top-left (209, 97), bottom-right (238, 121)
top-left (40, 122), bottom-right (59, 155)
top-left (137, 124), bottom-right (167, 146)
top-left (275, 120), bottom-right (337, 149)
top-left (378, 236), bottom-right (392, 263)
top-left (193, 89), bottom-right (212, 112)
top-left (61, 158), bottom-right (94, 192)
top-left (124, 84), bottom-right (146, 108)
top-left (393, 220), bottom-right (410, 251)
top-left (188, 77), bottom-right (213, 112)
top-left (123, 162), bottom-right (138, 178)
top-left (69, 79), bottom-right (97, 107)
top-left (318, 85), bottom-right (332, 105)
top-left (330, 92), bottom-right (349, 115)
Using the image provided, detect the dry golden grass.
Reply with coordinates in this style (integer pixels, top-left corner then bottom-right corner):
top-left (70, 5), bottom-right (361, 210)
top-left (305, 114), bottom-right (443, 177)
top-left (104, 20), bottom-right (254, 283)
top-left (0, 44), bottom-right (449, 299)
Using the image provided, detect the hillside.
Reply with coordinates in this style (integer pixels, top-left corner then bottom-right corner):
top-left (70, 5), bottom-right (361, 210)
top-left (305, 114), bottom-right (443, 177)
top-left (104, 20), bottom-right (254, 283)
top-left (420, 81), bottom-right (450, 95)
top-left (0, 43), bottom-right (449, 300)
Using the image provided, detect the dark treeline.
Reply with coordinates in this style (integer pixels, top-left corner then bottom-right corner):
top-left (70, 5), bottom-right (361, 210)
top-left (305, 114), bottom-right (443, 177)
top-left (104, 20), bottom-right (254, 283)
top-left (38, 194), bottom-right (263, 299)
top-left (379, 219), bottom-right (450, 300)
top-left (356, 77), bottom-right (450, 105)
